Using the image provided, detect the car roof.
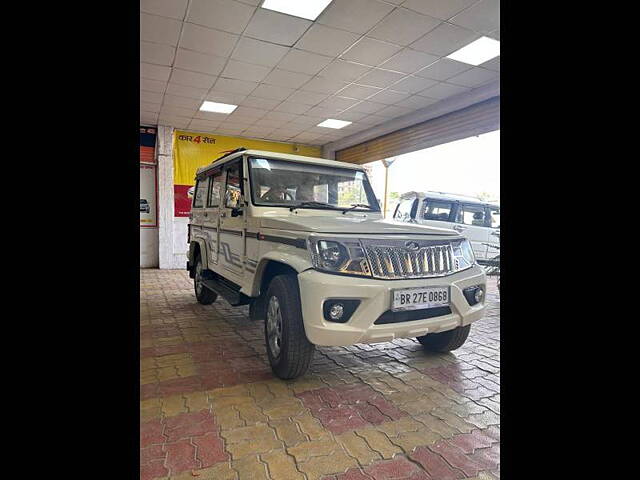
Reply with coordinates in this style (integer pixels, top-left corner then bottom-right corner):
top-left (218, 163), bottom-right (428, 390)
top-left (196, 149), bottom-right (365, 177)
top-left (399, 190), bottom-right (499, 207)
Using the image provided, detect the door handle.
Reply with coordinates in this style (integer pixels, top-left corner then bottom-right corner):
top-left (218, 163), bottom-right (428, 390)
top-left (453, 225), bottom-right (466, 231)
top-left (204, 212), bottom-right (208, 217)
top-left (220, 212), bottom-right (227, 218)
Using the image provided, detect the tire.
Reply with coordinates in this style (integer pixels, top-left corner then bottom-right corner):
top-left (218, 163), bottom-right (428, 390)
top-left (417, 325), bottom-right (471, 352)
top-left (264, 274), bottom-right (315, 379)
top-left (193, 255), bottom-right (218, 305)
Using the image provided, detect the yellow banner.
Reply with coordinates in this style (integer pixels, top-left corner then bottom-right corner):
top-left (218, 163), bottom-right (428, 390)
top-left (173, 130), bottom-right (322, 186)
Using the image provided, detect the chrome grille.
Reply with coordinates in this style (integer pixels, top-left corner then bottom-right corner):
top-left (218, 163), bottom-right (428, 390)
top-left (361, 239), bottom-right (458, 279)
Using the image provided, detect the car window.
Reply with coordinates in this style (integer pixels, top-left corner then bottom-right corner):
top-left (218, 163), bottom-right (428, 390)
top-left (207, 171), bottom-right (224, 207)
top-left (394, 198), bottom-right (416, 221)
top-left (224, 162), bottom-right (242, 208)
top-left (489, 207), bottom-right (500, 228)
top-left (423, 200), bottom-right (453, 222)
top-left (456, 204), bottom-right (487, 226)
top-left (248, 157), bottom-right (379, 211)
top-left (193, 178), bottom-right (209, 209)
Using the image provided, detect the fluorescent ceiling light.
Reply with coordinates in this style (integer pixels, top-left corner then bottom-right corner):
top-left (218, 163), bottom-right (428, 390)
top-left (317, 119), bottom-right (351, 129)
top-left (447, 36), bottom-right (500, 66)
top-left (261, 0), bottom-right (333, 21)
top-left (199, 101), bottom-right (237, 114)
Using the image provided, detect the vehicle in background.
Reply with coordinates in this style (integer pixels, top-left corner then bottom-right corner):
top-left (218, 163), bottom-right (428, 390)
top-left (187, 149), bottom-right (486, 380)
top-left (393, 191), bottom-right (500, 262)
top-left (140, 198), bottom-right (150, 214)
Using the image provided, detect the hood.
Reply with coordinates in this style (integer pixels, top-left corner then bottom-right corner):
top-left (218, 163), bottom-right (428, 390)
top-left (260, 214), bottom-right (459, 236)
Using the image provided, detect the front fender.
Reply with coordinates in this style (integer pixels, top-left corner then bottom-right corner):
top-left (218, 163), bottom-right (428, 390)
top-left (247, 250), bottom-right (313, 297)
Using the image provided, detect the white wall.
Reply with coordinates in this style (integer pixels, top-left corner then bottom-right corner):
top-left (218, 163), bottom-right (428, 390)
top-left (140, 228), bottom-right (159, 267)
top-left (157, 125), bottom-right (189, 269)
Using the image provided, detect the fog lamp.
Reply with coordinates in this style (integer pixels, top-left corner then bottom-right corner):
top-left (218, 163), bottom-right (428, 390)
top-left (328, 303), bottom-right (344, 320)
top-left (463, 285), bottom-right (485, 306)
top-left (474, 288), bottom-right (484, 303)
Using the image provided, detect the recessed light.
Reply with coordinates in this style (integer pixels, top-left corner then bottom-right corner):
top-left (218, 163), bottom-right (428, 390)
top-left (261, 0), bottom-right (333, 21)
top-left (446, 36), bottom-right (500, 66)
top-left (199, 101), bottom-right (237, 114)
top-left (317, 119), bottom-right (352, 129)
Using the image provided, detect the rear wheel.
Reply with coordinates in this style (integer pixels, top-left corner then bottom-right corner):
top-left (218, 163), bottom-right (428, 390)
top-left (417, 325), bottom-right (471, 352)
top-left (264, 274), bottom-right (315, 379)
top-left (193, 256), bottom-right (218, 305)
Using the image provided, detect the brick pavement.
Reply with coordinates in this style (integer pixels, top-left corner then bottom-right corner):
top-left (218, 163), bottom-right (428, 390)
top-left (140, 270), bottom-right (500, 480)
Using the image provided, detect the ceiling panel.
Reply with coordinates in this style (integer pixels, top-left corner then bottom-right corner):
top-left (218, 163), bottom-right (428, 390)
top-left (276, 49), bottom-right (333, 76)
top-left (169, 69), bottom-right (217, 89)
top-left (415, 58), bottom-right (471, 81)
top-left (402, 0), bottom-right (477, 21)
top-left (294, 24), bottom-right (360, 57)
top-left (140, 0), bottom-right (499, 147)
top-left (186, 0), bottom-right (255, 33)
top-left (447, 67), bottom-right (499, 87)
top-left (449, 0), bottom-right (500, 34)
top-left (380, 49), bottom-right (439, 74)
top-left (140, 13), bottom-right (182, 46)
top-left (367, 8), bottom-right (441, 46)
top-left (140, 42), bottom-right (176, 66)
top-left (262, 69), bottom-right (313, 89)
top-left (173, 49), bottom-right (227, 76)
top-left (140, 0), bottom-right (189, 20)
top-left (244, 8), bottom-right (312, 46)
top-left (341, 37), bottom-right (402, 66)
top-left (317, 0), bottom-right (394, 35)
top-left (180, 23), bottom-right (238, 56)
top-left (231, 37), bottom-right (289, 67)
top-left (221, 59), bottom-right (272, 82)
top-left (410, 22), bottom-right (479, 57)
top-left (357, 69), bottom-right (405, 88)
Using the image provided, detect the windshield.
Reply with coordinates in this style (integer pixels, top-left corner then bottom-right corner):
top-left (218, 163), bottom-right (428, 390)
top-left (248, 157), bottom-right (380, 211)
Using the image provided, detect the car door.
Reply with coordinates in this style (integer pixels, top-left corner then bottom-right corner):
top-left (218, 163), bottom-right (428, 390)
top-left (454, 203), bottom-right (491, 260)
top-left (218, 159), bottom-right (245, 281)
top-left (420, 198), bottom-right (456, 230)
top-left (203, 169), bottom-right (224, 269)
top-left (189, 177), bottom-right (209, 251)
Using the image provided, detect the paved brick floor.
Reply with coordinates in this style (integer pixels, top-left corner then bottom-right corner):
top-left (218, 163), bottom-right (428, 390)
top-left (140, 270), bottom-right (500, 480)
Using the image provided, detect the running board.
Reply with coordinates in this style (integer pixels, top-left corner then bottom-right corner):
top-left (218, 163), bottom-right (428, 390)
top-left (201, 277), bottom-right (250, 306)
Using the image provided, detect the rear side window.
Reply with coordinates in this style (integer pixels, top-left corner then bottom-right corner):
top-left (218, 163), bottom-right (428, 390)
top-left (207, 171), bottom-right (224, 207)
top-left (192, 178), bottom-right (210, 209)
top-left (456, 203), bottom-right (487, 226)
top-left (423, 200), bottom-right (454, 221)
top-left (394, 198), bottom-right (417, 221)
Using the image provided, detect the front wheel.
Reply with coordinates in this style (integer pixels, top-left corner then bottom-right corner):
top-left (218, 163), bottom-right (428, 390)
top-left (193, 256), bottom-right (218, 305)
top-left (417, 325), bottom-right (471, 352)
top-left (264, 274), bottom-right (315, 379)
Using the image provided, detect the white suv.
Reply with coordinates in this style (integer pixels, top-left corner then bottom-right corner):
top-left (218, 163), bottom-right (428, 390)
top-left (187, 149), bottom-right (486, 379)
top-left (393, 191), bottom-right (500, 262)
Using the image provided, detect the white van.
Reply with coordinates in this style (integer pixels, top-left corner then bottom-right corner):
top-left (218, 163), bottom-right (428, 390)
top-left (393, 191), bottom-right (500, 262)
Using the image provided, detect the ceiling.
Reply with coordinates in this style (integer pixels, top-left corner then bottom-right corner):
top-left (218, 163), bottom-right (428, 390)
top-left (140, 0), bottom-right (500, 147)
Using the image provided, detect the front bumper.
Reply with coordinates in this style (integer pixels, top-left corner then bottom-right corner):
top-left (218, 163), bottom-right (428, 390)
top-left (297, 265), bottom-right (486, 346)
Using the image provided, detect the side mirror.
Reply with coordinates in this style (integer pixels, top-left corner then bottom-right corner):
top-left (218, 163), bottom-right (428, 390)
top-left (231, 207), bottom-right (243, 217)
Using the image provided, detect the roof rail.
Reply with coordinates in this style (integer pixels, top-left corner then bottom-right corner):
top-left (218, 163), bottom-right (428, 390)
top-left (213, 147), bottom-right (246, 163)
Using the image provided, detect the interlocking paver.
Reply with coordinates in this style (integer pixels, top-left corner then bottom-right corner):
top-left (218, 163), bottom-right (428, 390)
top-left (139, 270), bottom-right (500, 479)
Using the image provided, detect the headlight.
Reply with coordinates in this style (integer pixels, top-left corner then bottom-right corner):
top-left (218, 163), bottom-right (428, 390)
top-left (451, 238), bottom-right (476, 269)
top-left (308, 238), bottom-right (371, 276)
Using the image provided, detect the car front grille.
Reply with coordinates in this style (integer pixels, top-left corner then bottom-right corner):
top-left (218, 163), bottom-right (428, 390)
top-left (361, 239), bottom-right (459, 280)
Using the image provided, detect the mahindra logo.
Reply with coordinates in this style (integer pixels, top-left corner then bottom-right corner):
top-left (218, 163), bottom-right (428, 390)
top-left (405, 241), bottom-right (420, 251)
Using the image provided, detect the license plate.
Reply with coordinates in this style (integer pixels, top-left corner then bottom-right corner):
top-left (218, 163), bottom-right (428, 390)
top-left (392, 286), bottom-right (450, 311)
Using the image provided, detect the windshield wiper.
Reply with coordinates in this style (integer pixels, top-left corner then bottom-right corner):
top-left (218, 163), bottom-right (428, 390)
top-left (342, 203), bottom-right (374, 214)
top-left (289, 201), bottom-right (336, 212)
